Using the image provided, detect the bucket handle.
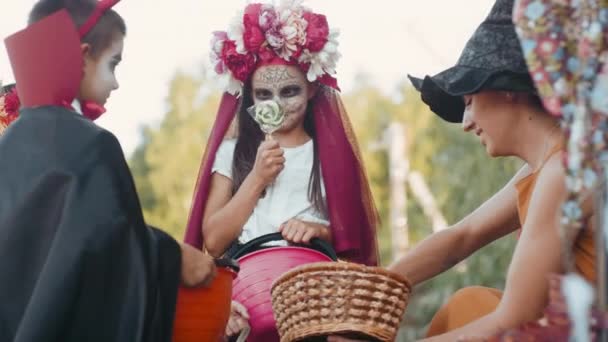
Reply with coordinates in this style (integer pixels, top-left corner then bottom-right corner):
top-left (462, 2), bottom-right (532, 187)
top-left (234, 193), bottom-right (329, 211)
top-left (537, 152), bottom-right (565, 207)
top-left (230, 232), bottom-right (338, 261)
top-left (214, 257), bottom-right (240, 273)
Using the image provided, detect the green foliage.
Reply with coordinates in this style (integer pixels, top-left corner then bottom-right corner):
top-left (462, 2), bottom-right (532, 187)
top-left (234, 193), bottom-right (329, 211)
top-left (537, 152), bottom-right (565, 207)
top-left (130, 72), bottom-right (221, 238)
top-left (342, 81), bottom-right (521, 340)
top-left (131, 70), bottom-right (521, 340)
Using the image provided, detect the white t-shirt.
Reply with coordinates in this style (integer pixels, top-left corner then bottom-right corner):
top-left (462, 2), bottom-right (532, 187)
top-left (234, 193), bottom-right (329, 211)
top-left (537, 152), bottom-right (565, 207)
top-left (212, 139), bottom-right (329, 244)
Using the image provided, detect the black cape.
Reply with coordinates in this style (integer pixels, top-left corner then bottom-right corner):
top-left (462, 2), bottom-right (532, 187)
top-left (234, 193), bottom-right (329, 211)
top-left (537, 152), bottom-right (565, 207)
top-left (0, 106), bottom-right (181, 342)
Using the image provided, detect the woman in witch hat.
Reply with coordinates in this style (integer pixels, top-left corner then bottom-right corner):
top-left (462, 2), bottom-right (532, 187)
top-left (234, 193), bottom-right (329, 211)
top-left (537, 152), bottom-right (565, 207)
top-left (385, 0), bottom-right (597, 340)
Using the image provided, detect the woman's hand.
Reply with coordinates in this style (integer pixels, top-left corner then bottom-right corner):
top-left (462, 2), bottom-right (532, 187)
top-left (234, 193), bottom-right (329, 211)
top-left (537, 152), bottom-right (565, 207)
top-left (279, 219), bottom-right (331, 244)
top-left (225, 300), bottom-right (250, 337)
top-left (250, 139), bottom-right (285, 187)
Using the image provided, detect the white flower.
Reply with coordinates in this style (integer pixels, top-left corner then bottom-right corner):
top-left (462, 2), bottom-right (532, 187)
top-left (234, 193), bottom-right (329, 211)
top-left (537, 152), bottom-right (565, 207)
top-left (562, 200), bottom-right (583, 221)
top-left (219, 73), bottom-right (243, 97)
top-left (591, 73), bottom-right (608, 115)
top-left (298, 28), bottom-right (341, 82)
top-left (227, 9), bottom-right (246, 53)
top-left (277, 0), bottom-right (305, 13)
top-left (562, 273), bottom-right (594, 342)
top-left (209, 31), bottom-right (229, 74)
top-left (565, 174), bottom-right (583, 193)
top-left (554, 77), bottom-right (571, 97)
top-left (582, 167), bottom-right (597, 188)
top-left (273, 6), bottom-right (307, 60)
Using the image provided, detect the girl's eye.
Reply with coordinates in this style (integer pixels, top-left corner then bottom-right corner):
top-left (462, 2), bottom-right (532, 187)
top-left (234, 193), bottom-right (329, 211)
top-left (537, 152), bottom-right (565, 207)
top-left (255, 90), bottom-right (273, 99)
top-left (281, 86), bottom-right (301, 97)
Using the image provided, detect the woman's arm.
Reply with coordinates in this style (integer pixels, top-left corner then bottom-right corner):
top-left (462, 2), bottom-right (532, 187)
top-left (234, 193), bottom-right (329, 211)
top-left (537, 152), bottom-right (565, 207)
top-left (421, 156), bottom-right (566, 341)
top-left (388, 165), bottom-right (528, 286)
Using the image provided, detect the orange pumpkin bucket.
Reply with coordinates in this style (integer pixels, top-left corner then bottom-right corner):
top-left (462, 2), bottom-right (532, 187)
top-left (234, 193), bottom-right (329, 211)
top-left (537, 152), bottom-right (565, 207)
top-left (172, 257), bottom-right (239, 342)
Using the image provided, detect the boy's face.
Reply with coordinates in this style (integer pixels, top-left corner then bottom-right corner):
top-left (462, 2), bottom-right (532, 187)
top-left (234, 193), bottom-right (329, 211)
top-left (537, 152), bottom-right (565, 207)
top-left (79, 35), bottom-right (123, 105)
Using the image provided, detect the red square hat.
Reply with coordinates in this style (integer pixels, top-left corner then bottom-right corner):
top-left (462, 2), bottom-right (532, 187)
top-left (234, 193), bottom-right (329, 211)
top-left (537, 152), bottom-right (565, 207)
top-left (4, 0), bottom-right (121, 108)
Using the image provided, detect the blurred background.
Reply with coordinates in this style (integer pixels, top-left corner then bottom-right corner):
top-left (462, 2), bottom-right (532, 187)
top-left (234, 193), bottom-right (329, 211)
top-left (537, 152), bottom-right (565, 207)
top-left (1, 1), bottom-right (520, 339)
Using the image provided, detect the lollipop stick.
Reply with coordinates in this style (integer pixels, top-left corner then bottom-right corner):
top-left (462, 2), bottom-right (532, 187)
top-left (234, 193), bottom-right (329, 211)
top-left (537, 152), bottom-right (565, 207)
top-left (235, 326), bottom-right (250, 342)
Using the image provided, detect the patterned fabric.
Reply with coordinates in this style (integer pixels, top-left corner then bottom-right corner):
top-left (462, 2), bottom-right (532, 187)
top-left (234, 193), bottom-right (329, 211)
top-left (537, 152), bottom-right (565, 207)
top-left (478, 0), bottom-right (608, 340)
top-left (515, 0), bottom-right (608, 265)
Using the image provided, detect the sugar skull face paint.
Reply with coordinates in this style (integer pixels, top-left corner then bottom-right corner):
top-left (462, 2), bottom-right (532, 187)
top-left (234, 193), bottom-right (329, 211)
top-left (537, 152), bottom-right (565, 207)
top-left (251, 64), bottom-right (314, 133)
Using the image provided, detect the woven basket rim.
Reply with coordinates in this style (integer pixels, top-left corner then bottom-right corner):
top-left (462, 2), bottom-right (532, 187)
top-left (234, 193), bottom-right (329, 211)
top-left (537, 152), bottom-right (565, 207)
top-left (271, 261), bottom-right (412, 293)
top-left (281, 322), bottom-right (395, 342)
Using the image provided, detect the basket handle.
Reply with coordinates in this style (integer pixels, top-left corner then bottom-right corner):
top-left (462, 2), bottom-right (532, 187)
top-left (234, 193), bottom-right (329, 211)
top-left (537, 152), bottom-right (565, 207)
top-left (230, 232), bottom-right (338, 261)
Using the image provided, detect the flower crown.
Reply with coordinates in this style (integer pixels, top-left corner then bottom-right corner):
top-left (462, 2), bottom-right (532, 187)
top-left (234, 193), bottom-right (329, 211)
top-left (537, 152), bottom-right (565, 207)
top-left (210, 0), bottom-right (341, 95)
top-left (0, 87), bottom-right (20, 136)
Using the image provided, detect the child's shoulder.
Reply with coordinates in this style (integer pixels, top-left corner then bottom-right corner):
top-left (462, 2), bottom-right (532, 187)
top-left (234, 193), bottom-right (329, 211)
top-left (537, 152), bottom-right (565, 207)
top-left (217, 138), bottom-right (237, 154)
top-left (220, 138), bottom-right (237, 147)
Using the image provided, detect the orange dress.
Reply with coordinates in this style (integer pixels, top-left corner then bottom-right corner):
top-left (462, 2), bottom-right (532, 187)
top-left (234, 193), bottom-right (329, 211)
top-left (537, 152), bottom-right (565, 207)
top-left (426, 147), bottom-right (596, 337)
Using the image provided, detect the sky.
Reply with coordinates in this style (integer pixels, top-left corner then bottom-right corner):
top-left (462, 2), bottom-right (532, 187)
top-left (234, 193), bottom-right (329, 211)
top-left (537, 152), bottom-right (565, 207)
top-left (0, 0), bottom-right (494, 156)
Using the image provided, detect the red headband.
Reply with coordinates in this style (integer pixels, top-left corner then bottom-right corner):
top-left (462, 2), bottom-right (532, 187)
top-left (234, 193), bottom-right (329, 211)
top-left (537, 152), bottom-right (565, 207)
top-left (79, 0), bottom-right (121, 37)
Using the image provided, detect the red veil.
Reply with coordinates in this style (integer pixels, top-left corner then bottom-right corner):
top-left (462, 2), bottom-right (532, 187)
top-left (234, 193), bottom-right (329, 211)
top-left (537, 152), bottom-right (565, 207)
top-left (183, 87), bottom-right (380, 266)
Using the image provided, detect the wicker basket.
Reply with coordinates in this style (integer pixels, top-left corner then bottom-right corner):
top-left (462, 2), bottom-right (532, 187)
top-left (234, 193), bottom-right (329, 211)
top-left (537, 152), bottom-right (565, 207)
top-left (271, 262), bottom-right (411, 342)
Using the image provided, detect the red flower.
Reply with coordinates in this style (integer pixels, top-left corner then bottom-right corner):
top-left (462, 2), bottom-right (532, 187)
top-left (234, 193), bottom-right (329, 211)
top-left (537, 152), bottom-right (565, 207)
top-left (303, 12), bottom-right (329, 53)
top-left (298, 61), bottom-right (311, 74)
top-left (243, 3), bottom-right (265, 52)
top-left (4, 88), bottom-right (20, 118)
top-left (258, 45), bottom-right (276, 63)
top-left (243, 18), bottom-right (265, 52)
top-left (244, 3), bottom-right (262, 19)
top-left (221, 40), bottom-right (256, 82)
top-left (0, 88), bottom-right (20, 133)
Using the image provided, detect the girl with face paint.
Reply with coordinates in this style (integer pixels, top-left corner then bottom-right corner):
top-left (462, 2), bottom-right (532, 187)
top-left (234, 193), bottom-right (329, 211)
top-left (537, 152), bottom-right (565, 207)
top-left (183, 1), bottom-right (380, 340)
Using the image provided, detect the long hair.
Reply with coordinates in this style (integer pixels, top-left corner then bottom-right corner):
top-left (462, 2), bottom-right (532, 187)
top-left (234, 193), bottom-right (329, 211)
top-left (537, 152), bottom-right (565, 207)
top-left (231, 83), bottom-right (326, 216)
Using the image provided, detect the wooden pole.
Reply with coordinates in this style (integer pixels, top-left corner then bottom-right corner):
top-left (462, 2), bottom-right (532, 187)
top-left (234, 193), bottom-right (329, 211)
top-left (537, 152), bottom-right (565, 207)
top-left (387, 122), bottom-right (409, 259)
top-left (408, 171), bottom-right (448, 233)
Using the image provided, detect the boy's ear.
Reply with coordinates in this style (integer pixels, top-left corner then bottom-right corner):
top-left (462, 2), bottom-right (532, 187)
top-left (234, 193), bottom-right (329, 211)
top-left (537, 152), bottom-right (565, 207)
top-left (80, 43), bottom-right (91, 63)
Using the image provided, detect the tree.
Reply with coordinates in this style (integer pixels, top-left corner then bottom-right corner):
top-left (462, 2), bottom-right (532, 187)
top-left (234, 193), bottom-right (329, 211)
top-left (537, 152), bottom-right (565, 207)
top-left (130, 71), bottom-right (221, 239)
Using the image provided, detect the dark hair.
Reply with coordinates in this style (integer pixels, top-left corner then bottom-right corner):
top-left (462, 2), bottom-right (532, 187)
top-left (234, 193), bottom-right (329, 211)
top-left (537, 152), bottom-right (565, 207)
top-left (1, 83), bottom-right (16, 95)
top-left (231, 83), bottom-right (326, 216)
top-left (28, 0), bottom-right (126, 58)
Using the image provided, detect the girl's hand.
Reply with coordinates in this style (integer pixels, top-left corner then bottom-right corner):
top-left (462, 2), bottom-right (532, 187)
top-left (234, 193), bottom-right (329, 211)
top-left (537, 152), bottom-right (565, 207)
top-left (250, 140), bottom-right (285, 187)
top-left (225, 300), bottom-right (250, 337)
top-left (279, 219), bottom-right (331, 244)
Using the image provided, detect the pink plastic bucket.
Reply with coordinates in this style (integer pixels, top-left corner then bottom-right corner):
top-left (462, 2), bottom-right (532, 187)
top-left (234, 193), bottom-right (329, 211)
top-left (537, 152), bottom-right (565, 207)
top-left (230, 233), bottom-right (337, 342)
